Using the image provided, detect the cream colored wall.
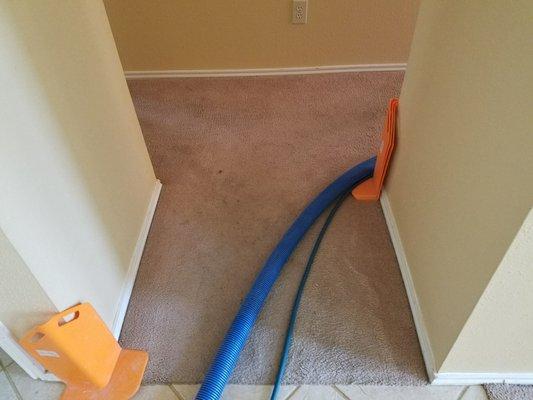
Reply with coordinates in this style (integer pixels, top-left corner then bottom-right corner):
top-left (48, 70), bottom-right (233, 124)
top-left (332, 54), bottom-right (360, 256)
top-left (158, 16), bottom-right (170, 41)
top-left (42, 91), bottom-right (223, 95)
top-left (0, 229), bottom-right (56, 338)
top-left (103, 0), bottom-right (420, 71)
top-left (0, 1), bottom-right (156, 330)
top-left (387, 1), bottom-right (533, 370)
top-left (441, 208), bottom-right (533, 373)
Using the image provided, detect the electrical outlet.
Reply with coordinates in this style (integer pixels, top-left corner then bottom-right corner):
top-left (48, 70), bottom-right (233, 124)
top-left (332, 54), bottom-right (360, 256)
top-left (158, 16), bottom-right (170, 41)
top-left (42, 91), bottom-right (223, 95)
top-left (292, 0), bottom-right (308, 24)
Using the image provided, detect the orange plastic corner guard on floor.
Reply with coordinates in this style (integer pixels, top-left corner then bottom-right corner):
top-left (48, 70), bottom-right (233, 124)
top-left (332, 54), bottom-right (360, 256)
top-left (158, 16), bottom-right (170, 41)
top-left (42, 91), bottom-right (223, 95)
top-left (352, 98), bottom-right (398, 202)
top-left (19, 303), bottom-right (148, 400)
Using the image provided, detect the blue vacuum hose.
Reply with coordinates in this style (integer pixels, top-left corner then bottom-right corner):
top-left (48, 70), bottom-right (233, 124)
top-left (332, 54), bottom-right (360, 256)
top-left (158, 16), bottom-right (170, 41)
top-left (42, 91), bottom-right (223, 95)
top-left (270, 189), bottom-right (351, 400)
top-left (195, 157), bottom-right (376, 400)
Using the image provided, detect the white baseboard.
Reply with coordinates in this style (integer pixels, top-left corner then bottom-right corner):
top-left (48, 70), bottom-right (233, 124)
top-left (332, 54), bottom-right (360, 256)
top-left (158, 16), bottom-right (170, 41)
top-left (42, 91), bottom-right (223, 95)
top-left (111, 179), bottom-right (162, 339)
top-left (0, 322), bottom-right (44, 379)
top-left (380, 189), bottom-right (533, 386)
top-left (432, 372), bottom-right (533, 385)
top-left (380, 189), bottom-right (438, 383)
top-left (0, 180), bottom-right (162, 382)
top-left (125, 63), bottom-right (406, 79)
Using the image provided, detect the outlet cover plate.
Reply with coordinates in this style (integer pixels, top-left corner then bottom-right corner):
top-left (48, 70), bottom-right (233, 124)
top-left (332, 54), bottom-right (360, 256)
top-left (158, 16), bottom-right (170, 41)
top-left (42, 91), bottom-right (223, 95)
top-left (292, 0), bottom-right (308, 24)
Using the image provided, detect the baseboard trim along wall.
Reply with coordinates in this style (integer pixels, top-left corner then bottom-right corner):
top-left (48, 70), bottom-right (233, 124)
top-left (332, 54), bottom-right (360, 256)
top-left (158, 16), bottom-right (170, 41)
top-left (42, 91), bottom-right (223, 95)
top-left (124, 63), bottom-right (407, 79)
top-left (380, 189), bottom-right (533, 385)
top-left (380, 189), bottom-right (438, 383)
top-left (111, 179), bottom-right (162, 339)
top-left (433, 372), bottom-right (533, 386)
top-left (0, 181), bottom-right (162, 382)
top-left (0, 322), bottom-right (49, 380)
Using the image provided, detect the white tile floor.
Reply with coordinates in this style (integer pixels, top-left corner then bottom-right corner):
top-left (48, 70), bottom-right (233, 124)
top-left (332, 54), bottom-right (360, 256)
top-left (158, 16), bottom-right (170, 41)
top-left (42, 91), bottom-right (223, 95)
top-left (0, 348), bottom-right (488, 400)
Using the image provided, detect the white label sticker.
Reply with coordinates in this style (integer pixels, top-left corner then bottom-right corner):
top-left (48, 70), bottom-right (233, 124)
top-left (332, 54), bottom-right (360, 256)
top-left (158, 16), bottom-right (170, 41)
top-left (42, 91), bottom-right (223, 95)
top-left (36, 349), bottom-right (60, 358)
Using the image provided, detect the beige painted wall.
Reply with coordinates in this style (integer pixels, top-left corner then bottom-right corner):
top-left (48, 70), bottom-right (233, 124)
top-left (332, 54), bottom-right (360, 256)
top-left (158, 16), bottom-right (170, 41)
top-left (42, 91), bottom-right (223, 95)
top-left (103, 0), bottom-right (420, 71)
top-left (387, 1), bottom-right (533, 370)
top-left (0, 229), bottom-right (56, 338)
top-left (0, 1), bottom-right (156, 330)
top-left (441, 208), bottom-right (533, 373)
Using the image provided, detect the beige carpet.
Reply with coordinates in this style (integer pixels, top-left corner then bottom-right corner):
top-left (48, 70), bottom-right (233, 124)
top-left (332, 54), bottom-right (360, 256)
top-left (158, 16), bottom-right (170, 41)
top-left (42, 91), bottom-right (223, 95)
top-left (119, 72), bottom-right (427, 386)
top-left (485, 385), bottom-right (533, 400)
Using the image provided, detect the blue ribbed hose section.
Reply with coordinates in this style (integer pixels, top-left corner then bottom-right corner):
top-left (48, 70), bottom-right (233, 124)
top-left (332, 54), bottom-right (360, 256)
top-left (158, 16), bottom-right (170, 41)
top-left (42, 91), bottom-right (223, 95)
top-left (270, 190), bottom-right (350, 400)
top-left (195, 157), bottom-right (376, 400)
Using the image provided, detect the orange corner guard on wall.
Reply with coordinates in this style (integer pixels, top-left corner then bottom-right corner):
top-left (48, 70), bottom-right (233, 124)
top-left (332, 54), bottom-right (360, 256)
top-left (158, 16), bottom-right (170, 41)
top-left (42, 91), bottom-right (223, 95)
top-left (352, 98), bottom-right (398, 201)
top-left (19, 303), bottom-right (148, 400)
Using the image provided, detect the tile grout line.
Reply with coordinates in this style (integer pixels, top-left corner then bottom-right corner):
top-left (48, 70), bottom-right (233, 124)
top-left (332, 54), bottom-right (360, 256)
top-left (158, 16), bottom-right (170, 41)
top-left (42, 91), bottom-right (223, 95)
top-left (169, 384), bottom-right (186, 400)
top-left (3, 365), bottom-right (23, 400)
top-left (332, 385), bottom-right (351, 400)
top-left (284, 385), bottom-right (301, 400)
top-left (167, 384), bottom-right (303, 400)
top-left (0, 354), bottom-right (14, 370)
top-left (456, 386), bottom-right (469, 400)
